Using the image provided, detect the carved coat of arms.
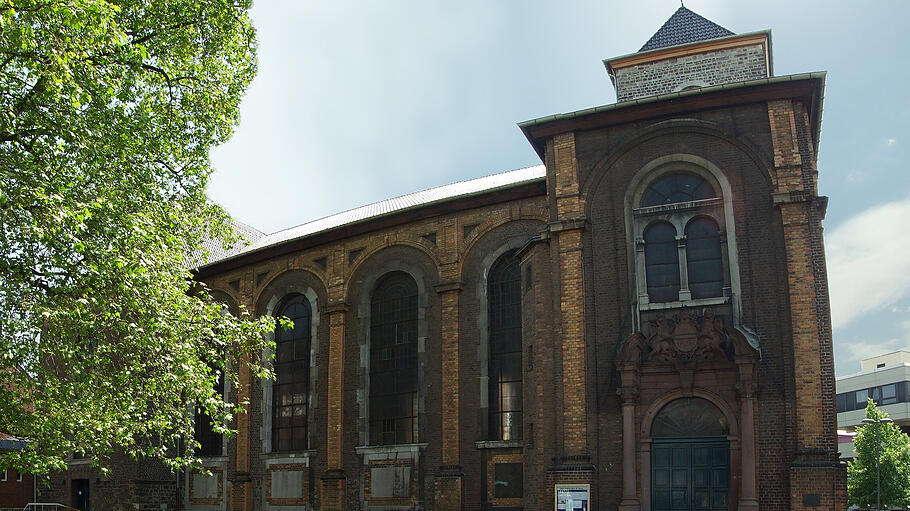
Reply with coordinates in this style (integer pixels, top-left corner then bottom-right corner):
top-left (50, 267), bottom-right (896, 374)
top-left (645, 309), bottom-right (728, 362)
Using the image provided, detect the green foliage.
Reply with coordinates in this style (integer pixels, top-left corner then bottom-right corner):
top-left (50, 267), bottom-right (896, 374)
top-left (0, 0), bottom-right (274, 474)
top-left (847, 399), bottom-right (910, 508)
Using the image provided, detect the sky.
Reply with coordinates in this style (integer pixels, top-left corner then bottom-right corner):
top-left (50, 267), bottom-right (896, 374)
top-left (207, 0), bottom-right (910, 377)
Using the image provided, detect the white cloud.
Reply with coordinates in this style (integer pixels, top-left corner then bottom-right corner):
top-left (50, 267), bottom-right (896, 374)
top-left (843, 337), bottom-right (907, 364)
top-left (827, 197), bottom-right (910, 330)
top-left (844, 170), bottom-right (865, 184)
top-left (887, 138), bottom-right (897, 147)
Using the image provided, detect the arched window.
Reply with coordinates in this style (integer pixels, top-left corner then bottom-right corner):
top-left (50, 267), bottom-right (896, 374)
top-left (194, 360), bottom-right (224, 456)
top-left (273, 294), bottom-right (311, 452)
top-left (370, 272), bottom-right (418, 445)
top-left (644, 222), bottom-right (680, 303)
top-left (640, 174), bottom-right (716, 207)
top-left (488, 251), bottom-right (522, 441)
top-left (686, 218), bottom-right (723, 299)
top-left (634, 171), bottom-right (728, 305)
top-left (651, 397), bottom-right (728, 438)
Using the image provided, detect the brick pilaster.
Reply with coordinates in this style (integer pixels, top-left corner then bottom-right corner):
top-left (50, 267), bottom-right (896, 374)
top-left (230, 272), bottom-right (255, 511)
top-left (434, 266), bottom-right (464, 508)
top-left (319, 305), bottom-right (347, 510)
top-left (768, 99), bottom-right (844, 510)
top-left (320, 247), bottom-right (348, 510)
top-left (550, 132), bottom-right (588, 456)
top-left (545, 132), bottom-right (594, 504)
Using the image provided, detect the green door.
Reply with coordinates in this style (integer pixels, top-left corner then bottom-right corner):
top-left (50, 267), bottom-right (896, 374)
top-left (651, 439), bottom-right (729, 511)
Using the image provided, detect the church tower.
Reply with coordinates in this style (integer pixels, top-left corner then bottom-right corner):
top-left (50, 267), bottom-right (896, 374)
top-left (521, 5), bottom-right (842, 510)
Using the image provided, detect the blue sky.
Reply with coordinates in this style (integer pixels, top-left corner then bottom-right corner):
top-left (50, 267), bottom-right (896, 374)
top-left (208, 0), bottom-right (910, 377)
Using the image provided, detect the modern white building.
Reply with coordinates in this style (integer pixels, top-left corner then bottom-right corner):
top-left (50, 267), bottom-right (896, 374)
top-left (836, 351), bottom-right (910, 458)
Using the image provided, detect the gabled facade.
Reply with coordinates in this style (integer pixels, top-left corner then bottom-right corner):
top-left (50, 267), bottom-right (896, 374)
top-left (50, 7), bottom-right (845, 511)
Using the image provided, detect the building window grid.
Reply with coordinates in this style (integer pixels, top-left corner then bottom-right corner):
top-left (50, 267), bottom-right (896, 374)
top-left (272, 295), bottom-right (312, 452)
top-left (836, 381), bottom-right (910, 412)
top-left (635, 173), bottom-right (727, 305)
top-left (369, 273), bottom-right (419, 445)
top-left (488, 252), bottom-right (522, 441)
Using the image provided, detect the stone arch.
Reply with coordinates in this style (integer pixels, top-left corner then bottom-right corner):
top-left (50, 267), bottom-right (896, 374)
top-left (345, 239), bottom-right (441, 299)
top-left (672, 79), bottom-right (710, 92)
top-left (641, 390), bottom-right (739, 440)
top-left (457, 213), bottom-right (547, 276)
top-left (345, 244), bottom-right (439, 448)
top-left (622, 154), bottom-right (743, 326)
top-left (209, 288), bottom-right (240, 317)
top-left (580, 118), bottom-right (775, 202)
top-left (255, 269), bottom-right (326, 454)
top-left (460, 221), bottom-right (543, 441)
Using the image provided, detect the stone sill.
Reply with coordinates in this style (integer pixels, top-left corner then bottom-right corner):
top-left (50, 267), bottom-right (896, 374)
top-left (474, 440), bottom-right (523, 450)
top-left (639, 296), bottom-right (729, 311)
top-left (261, 450), bottom-right (316, 461)
top-left (355, 443), bottom-right (428, 456)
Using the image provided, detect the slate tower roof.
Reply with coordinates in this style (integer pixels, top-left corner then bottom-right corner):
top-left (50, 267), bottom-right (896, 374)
top-left (639, 6), bottom-right (734, 52)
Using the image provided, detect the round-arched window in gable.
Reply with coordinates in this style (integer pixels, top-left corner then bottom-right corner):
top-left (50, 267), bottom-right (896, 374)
top-left (640, 173), bottom-right (716, 207)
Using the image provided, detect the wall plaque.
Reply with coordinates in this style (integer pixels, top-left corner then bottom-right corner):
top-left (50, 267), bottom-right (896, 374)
top-left (555, 484), bottom-right (589, 511)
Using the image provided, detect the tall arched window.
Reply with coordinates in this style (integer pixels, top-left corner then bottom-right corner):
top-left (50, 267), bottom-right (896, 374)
top-left (685, 218), bottom-right (723, 299)
top-left (370, 272), bottom-right (418, 445)
top-left (488, 251), bottom-right (522, 441)
top-left (644, 222), bottom-right (680, 303)
top-left (273, 294), bottom-right (311, 452)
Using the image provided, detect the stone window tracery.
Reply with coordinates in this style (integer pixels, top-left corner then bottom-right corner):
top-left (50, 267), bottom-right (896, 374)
top-left (633, 171), bottom-right (729, 308)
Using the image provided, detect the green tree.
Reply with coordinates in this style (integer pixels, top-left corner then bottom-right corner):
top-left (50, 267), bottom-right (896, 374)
top-left (0, 0), bottom-right (274, 474)
top-left (847, 399), bottom-right (910, 508)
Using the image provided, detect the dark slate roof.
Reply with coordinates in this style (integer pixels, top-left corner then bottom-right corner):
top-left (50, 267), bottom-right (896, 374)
top-left (639, 6), bottom-right (734, 52)
top-left (191, 219), bottom-right (266, 267)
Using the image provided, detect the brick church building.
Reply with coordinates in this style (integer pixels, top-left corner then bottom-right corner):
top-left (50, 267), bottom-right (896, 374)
top-left (49, 7), bottom-right (844, 511)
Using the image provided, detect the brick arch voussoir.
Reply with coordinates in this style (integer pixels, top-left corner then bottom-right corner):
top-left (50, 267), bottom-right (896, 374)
top-left (582, 119), bottom-right (775, 216)
top-left (254, 268), bottom-right (329, 317)
top-left (456, 214), bottom-right (547, 278)
top-left (343, 240), bottom-right (441, 301)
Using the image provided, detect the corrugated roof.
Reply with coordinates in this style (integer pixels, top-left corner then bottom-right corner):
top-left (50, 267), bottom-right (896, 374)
top-left (639, 6), bottom-right (734, 52)
top-left (199, 164), bottom-right (546, 269)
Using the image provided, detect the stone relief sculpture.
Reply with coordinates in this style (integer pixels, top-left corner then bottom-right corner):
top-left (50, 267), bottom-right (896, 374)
top-left (644, 309), bottom-right (730, 362)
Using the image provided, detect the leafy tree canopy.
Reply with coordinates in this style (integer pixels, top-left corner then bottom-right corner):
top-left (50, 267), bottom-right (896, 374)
top-left (0, 0), bottom-right (274, 474)
top-left (847, 399), bottom-right (910, 508)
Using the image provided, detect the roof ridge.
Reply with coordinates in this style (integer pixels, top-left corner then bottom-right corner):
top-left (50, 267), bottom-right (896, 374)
top-left (264, 164), bottom-right (546, 238)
